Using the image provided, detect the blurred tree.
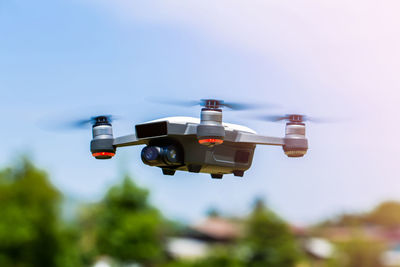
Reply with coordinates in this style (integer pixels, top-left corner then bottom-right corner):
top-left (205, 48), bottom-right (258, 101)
top-left (0, 158), bottom-right (81, 267)
top-left (80, 176), bottom-right (165, 266)
top-left (317, 213), bottom-right (365, 228)
top-left (315, 201), bottom-right (400, 229)
top-left (192, 247), bottom-right (244, 267)
top-left (328, 233), bottom-right (385, 267)
top-left (367, 201), bottom-right (400, 228)
top-left (163, 247), bottom-right (244, 267)
top-left (206, 207), bottom-right (221, 218)
top-left (243, 199), bottom-right (300, 267)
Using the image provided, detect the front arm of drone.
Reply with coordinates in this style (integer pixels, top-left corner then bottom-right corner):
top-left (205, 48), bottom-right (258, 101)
top-left (234, 121), bottom-right (308, 157)
top-left (90, 123), bottom-right (146, 160)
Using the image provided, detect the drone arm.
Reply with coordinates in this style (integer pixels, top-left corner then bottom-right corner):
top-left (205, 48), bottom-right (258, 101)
top-left (113, 134), bottom-right (147, 147)
top-left (233, 132), bottom-right (285, 146)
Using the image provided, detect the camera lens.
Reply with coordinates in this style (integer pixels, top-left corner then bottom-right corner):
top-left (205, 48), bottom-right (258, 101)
top-left (142, 146), bottom-right (160, 162)
top-left (141, 145), bottom-right (182, 166)
top-left (165, 146), bottom-right (179, 164)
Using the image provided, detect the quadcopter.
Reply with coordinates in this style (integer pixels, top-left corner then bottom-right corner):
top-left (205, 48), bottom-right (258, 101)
top-left (79, 99), bottom-right (309, 179)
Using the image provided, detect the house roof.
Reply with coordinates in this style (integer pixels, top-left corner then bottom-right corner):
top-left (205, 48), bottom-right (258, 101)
top-left (190, 217), bottom-right (241, 241)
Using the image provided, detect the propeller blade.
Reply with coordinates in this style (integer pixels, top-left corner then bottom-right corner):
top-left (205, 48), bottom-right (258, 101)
top-left (149, 97), bottom-right (271, 111)
top-left (148, 97), bottom-right (201, 107)
top-left (70, 119), bottom-right (93, 129)
top-left (222, 101), bottom-right (277, 111)
top-left (305, 117), bottom-right (340, 123)
top-left (222, 102), bottom-right (255, 111)
top-left (258, 115), bottom-right (289, 122)
top-left (39, 114), bottom-right (118, 132)
top-left (255, 114), bottom-right (334, 123)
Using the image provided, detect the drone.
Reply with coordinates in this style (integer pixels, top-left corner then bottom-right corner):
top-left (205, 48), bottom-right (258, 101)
top-left (78, 99), bottom-right (309, 179)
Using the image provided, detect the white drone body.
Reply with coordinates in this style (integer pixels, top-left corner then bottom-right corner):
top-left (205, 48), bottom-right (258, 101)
top-left (90, 101), bottom-right (308, 179)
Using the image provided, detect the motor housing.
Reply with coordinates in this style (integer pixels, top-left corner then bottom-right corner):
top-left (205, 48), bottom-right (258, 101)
top-left (90, 117), bottom-right (116, 159)
top-left (197, 108), bottom-right (225, 147)
top-left (283, 122), bottom-right (308, 157)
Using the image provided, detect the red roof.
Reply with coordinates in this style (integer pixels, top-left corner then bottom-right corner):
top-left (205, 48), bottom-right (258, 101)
top-left (191, 217), bottom-right (241, 240)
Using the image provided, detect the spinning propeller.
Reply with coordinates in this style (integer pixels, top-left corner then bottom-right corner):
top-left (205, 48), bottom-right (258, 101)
top-left (150, 98), bottom-right (273, 111)
top-left (39, 114), bottom-right (119, 131)
top-left (199, 99), bottom-right (253, 110)
top-left (67, 115), bottom-right (116, 129)
top-left (258, 114), bottom-right (329, 123)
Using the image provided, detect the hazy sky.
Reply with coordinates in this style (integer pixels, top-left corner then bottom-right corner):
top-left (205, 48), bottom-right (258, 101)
top-left (1, 0), bottom-right (399, 225)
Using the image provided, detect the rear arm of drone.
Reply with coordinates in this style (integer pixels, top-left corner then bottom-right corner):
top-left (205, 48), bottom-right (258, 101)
top-left (232, 132), bottom-right (285, 146)
top-left (232, 129), bottom-right (308, 158)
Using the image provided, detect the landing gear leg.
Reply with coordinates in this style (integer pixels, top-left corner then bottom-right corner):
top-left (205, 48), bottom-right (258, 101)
top-left (162, 169), bottom-right (176, 176)
top-left (211, 174), bottom-right (223, 179)
top-left (233, 170), bottom-right (244, 177)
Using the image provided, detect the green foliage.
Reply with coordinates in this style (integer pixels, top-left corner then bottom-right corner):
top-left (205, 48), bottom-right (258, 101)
top-left (316, 201), bottom-right (400, 229)
top-left (328, 234), bottom-right (385, 267)
top-left (367, 201), bottom-right (400, 228)
top-left (243, 200), bottom-right (300, 267)
top-left (206, 207), bottom-right (221, 218)
top-left (317, 213), bottom-right (365, 228)
top-left (80, 176), bottom-right (165, 265)
top-left (193, 248), bottom-right (244, 267)
top-left (163, 248), bottom-right (244, 267)
top-left (0, 158), bottom-right (81, 267)
top-left (165, 200), bottom-right (301, 267)
top-left (9, 158), bottom-right (396, 267)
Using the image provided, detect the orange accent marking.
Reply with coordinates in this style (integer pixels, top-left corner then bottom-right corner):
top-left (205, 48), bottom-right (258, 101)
top-left (198, 139), bottom-right (224, 145)
top-left (92, 152), bottom-right (115, 157)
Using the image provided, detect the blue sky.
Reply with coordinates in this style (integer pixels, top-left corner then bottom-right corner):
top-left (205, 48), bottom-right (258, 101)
top-left (1, 0), bottom-right (400, 225)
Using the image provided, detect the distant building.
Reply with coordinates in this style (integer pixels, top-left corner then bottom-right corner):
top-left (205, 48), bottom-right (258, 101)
top-left (165, 216), bottom-right (239, 260)
top-left (382, 244), bottom-right (400, 266)
top-left (188, 216), bottom-right (241, 242)
top-left (167, 238), bottom-right (208, 259)
top-left (166, 215), bottom-right (335, 263)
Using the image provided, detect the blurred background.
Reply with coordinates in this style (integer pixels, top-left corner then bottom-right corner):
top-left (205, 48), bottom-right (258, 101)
top-left (1, 0), bottom-right (400, 266)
